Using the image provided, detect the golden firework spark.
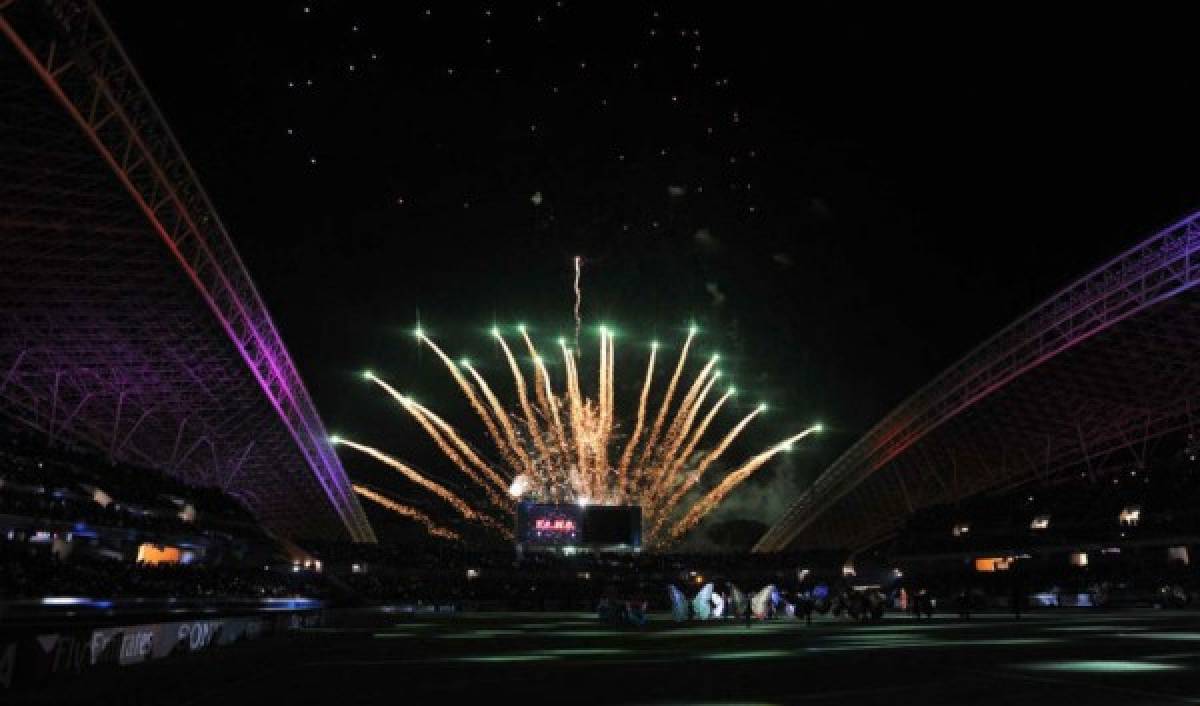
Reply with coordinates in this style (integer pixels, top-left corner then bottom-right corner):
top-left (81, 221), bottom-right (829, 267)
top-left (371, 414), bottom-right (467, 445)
top-left (337, 325), bottom-right (820, 548)
top-left (354, 484), bottom-right (460, 541)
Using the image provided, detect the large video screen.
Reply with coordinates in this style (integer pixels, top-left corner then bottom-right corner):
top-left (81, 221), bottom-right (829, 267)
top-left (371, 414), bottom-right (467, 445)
top-left (517, 503), bottom-right (582, 545)
top-left (516, 503), bottom-right (641, 548)
top-left (584, 505), bottom-right (642, 547)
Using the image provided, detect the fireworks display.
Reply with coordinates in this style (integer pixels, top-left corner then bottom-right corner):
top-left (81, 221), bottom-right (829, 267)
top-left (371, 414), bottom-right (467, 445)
top-left (332, 323), bottom-right (819, 549)
top-left (353, 485), bottom-right (461, 542)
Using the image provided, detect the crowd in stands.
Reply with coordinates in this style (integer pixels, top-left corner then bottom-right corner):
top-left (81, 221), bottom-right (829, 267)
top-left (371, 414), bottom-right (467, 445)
top-left (0, 421), bottom-right (310, 606)
top-left (0, 422), bottom-right (255, 531)
top-left (893, 438), bottom-right (1200, 557)
top-left (876, 438), bottom-right (1200, 609)
top-left (0, 542), bottom-right (326, 601)
top-left (2, 415), bottom-right (1198, 615)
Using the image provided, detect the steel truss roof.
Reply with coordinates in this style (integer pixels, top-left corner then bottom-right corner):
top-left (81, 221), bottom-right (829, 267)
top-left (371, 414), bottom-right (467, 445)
top-left (0, 0), bottom-right (374, 541)
top-left (756, 212), bottom-right (1200, 552)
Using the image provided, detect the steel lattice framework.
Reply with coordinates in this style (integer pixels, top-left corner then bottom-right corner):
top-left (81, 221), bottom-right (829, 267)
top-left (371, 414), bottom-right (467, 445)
top-left (0, 0), bottom-right (375, 541)
top-left (756, 212), bottom-right (1200, 552)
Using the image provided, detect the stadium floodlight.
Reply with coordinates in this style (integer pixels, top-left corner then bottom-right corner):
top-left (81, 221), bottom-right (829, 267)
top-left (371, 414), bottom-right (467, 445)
top-left (361, 369), bottom-right (374, 381)
top-left (329, 434), bottom-right (342, 445)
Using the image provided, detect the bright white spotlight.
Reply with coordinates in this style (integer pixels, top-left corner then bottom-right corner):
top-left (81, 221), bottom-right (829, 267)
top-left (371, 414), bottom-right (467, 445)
top-left (508, 474), bottom-right (530, 498)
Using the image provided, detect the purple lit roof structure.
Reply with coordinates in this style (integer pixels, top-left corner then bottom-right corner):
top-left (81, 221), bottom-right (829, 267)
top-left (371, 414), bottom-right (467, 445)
top-left (756, 213), bottom-right (1200, 552)
top-left (0, 1), bottom-right (375, 541)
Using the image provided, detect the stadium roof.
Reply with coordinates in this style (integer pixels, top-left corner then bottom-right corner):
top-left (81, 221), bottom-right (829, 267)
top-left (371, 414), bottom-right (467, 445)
top-left (0, 0), bottom-right (374, 541)
top-left (757, 211), bottom-right (1200, 552)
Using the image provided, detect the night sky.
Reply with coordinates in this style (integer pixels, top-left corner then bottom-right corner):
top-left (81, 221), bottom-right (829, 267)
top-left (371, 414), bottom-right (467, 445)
top-left (102, 2), bottom-right (1200, 548)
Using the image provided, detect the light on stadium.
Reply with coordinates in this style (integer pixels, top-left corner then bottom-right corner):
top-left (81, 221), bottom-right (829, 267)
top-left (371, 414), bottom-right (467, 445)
top-left (329, 434), bottom-right (342, 445)
top-left (758, 403), bottom-right (768, 412)
top-left (41, 596), bottom-right (91, 606)
top-left (813, 422), bottom-right (824, 432)
top-left (490, 326), bottom-right (501, 338)
top-left (413, 326), bottom-right (424, 338)
top-left (508, 474), bottom-right (530, 498)
top-left (361, 369), bottom-right (374, 381)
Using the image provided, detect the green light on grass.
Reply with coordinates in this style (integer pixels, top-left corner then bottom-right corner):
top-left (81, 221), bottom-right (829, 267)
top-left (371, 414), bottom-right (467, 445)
top-left (452, 654), bottom-right (559, 663)
top-left (537, 648), bottom-right (630, 657)
top-left (439, 629), bottom-right (524, 639)
top-left (703, 649), bottom-right (795, 661)
top-left (1021, 660), bottom-right (1182, 673)
top-left (543, 629), bottom-right (626, 637)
